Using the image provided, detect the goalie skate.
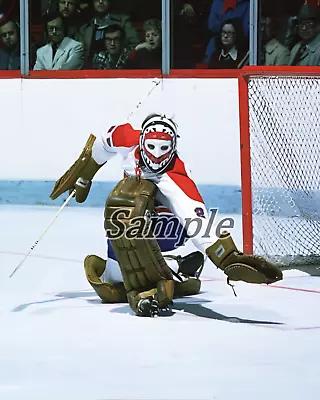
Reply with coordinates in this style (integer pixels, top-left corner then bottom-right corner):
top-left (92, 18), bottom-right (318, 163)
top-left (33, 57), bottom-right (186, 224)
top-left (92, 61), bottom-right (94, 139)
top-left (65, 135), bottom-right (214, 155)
top-left (136, 296), bottom-right (172, 318)
top-left (136, 296), bottom-right (160, 317)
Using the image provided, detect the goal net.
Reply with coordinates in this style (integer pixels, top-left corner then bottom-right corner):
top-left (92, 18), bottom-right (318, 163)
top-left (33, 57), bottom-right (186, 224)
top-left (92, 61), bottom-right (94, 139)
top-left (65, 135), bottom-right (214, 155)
top-left (241, 70), bottom-right (320, 267)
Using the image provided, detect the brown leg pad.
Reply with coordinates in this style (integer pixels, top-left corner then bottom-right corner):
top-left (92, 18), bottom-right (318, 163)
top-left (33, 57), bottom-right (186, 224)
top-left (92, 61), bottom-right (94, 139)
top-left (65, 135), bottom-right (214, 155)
top-left (156, 279), bottom-right (174, 307)
top-left (174, 278), bottom-right (201, 298)
top-left (84, 255), bottom-right (127, 303)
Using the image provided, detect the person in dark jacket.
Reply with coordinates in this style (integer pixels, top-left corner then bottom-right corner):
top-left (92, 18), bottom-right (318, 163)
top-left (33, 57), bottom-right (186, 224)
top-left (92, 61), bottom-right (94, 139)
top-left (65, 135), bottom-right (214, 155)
top-left (126, 18), bottom-right (161, 69)
top-left (0, 20), bottom-right (20, 70)
top-left (208, 19), bottom-right (248, 69)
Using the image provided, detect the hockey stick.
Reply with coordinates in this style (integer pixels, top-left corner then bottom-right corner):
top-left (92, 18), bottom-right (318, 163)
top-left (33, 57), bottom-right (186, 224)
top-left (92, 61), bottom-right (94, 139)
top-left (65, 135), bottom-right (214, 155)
top-left (126, 78), bottom-right (161, 121)
top-left (9, 189), bottom-right (76, 278)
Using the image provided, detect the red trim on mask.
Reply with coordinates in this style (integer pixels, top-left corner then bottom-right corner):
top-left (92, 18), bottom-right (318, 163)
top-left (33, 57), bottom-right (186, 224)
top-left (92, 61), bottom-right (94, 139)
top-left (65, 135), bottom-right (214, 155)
top-left (144, 132), bottom-right (173, 141)
top-left (144, 147), bottom-right (171, 164)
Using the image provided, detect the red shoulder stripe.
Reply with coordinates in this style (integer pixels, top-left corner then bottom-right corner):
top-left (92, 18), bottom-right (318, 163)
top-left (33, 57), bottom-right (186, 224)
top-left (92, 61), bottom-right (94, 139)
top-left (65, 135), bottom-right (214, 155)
top-left (167, 157), bottom-right (204, 203)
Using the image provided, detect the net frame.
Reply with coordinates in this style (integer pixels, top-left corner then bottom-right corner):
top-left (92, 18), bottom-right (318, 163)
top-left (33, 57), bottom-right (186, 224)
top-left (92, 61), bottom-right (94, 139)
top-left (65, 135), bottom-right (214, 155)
top-left (239, 66), bottom-right (320, 269)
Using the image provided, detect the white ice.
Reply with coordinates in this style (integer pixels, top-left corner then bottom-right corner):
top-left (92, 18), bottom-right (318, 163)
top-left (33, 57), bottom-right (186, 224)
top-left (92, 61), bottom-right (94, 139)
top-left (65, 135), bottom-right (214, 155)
top-left (1, 205), bottom-right (320, 400)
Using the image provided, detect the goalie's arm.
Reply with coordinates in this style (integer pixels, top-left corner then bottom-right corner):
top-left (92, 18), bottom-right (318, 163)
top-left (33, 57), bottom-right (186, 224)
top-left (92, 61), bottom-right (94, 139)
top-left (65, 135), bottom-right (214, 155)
top-left (50, 124), bottom-right (140, 202)
top-left (75, 124), bottom-right (140, 202)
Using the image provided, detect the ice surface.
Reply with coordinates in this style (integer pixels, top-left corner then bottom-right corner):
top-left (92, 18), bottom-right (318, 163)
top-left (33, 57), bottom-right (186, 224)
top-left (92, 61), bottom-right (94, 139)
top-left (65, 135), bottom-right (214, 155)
top-left (1, 206), bottom-right (320, 400)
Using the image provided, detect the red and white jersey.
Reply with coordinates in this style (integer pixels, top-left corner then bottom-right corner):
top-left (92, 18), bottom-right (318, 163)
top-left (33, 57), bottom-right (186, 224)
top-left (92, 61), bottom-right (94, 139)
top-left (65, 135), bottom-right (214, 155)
top-left (92, 123), bottom-right (214, 253)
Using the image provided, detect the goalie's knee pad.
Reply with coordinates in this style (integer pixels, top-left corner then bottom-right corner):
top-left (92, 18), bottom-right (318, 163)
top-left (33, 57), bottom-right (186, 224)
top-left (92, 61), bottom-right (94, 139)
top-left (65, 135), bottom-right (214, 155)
top-left (84, 255), bottom-right (127, 303)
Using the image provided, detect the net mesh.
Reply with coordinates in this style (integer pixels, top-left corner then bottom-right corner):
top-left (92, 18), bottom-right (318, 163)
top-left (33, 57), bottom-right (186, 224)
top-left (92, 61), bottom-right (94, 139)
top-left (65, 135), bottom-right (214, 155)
top-left (248, 76), bottom-right (320, 266)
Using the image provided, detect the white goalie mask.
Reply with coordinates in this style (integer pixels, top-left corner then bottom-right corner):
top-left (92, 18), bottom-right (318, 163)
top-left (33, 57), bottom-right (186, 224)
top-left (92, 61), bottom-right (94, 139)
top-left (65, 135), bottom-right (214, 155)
top-left (139, 115), bottom-right (178, 173)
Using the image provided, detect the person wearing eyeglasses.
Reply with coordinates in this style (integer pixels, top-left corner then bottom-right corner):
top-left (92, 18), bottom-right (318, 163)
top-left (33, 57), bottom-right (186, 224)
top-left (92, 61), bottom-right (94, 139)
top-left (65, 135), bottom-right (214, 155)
top-left (34, 10), bottom-right (84, 70)
top-left (208, 19), bottom-right (248, 69)
top-left (289, 3), bottom-right (320, 66)
top-left (78, 0), bottom-right (139, 66)
top-left (91, 23), bottom-right (131, 69)
top-left (204, 0), bottom-right (249, 63)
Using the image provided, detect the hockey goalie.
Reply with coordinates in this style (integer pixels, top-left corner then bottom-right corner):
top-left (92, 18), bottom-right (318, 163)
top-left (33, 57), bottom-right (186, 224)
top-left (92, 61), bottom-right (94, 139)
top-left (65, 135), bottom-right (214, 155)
top-left (51, 113), bottom-right (283, 317)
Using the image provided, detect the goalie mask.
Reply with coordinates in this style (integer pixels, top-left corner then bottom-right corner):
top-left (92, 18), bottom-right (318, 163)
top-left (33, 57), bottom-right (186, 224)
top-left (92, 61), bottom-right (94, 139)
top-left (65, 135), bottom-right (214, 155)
top-left (139, 115), bottom-right (178, 173)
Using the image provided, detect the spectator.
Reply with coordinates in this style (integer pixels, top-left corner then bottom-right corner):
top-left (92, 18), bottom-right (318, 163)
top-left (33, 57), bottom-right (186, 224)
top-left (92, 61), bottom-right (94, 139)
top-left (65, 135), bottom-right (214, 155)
top-left (204, 0), bottom-right (249, 63)
top-left (126, 18), bottom-right (161, 69)
top-left (91, 23), bottom-right (131, 69)
top-left (289, 4), bottom-right (320, 65)
top-left (208, 19), bottom-right (248, 69)
top-left (78, 0), bottom-right (139, 65)
top-left (58, 0), bottom-right (84, 41)
top-left (34, 11), bottom-right (84, 70)
top-left (261, 16), bottom-right (290, 65)
top-left (0, 20), bottom-right (20, 70)
top-left (42, 0), bottom-right (89, 19)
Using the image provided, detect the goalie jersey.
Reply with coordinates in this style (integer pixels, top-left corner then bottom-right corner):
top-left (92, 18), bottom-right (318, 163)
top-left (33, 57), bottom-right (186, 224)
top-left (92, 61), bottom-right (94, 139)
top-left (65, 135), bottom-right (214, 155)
top-left (92, 123), bottom-right (216, 254)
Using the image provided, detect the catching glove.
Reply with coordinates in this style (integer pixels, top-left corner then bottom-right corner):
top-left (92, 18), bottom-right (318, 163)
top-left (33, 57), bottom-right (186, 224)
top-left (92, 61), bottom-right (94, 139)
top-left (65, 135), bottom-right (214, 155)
top-left (206, 231), bottom-right (283, 284)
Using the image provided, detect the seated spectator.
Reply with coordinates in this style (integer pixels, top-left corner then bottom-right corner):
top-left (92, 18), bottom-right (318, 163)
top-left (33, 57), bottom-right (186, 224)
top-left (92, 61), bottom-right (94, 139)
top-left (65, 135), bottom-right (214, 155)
top-left (34, 11), bottom-right (84, 70)
top-left (289, 3), bottom-right (320, 66)
top-left (58, 0), bottom-right (84, 41)
top-left (204, 0), bottom-right (249, 63)
top-left (208, 19), bottom-right (248, 69)
top-left (0, 20), bottom-right (20, 70)
top-left (261, 16), bottom-right (290, 65)
top-left (126, 18), bottom-right (161, 69)
top-left (79, 0), bottom-right (139, 65)
top-left (91, 24), bottom-right (131, 69)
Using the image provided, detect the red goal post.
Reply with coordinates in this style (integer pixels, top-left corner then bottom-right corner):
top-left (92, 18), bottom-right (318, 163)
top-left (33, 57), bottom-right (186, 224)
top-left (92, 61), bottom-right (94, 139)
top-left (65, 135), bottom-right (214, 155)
top-left (238, 66), bottom-right (320, 267)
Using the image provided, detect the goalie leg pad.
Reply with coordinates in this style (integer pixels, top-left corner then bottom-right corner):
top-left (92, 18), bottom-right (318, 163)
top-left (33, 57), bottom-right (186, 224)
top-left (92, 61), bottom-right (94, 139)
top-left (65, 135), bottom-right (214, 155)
top-left (84, 255), bottom-right (127, 303)
top-left (105, 178), bottom-right (174, 314)
top-left (174, 278), bottom-right (201, 297)
top-left (206, 231), bottom-right (283, 284)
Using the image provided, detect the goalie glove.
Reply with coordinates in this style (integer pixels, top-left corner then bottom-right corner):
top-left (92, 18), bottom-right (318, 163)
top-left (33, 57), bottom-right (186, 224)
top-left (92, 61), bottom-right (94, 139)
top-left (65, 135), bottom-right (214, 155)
top-left (206, 231), bottom-right (283, 284)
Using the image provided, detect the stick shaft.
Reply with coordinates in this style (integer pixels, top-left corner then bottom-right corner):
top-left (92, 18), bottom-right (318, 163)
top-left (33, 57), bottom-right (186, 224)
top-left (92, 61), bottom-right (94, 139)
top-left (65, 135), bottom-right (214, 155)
top-left (9, 190), bottom-right (76, 278)
top-left (126, 79), bottom-right (161, 121)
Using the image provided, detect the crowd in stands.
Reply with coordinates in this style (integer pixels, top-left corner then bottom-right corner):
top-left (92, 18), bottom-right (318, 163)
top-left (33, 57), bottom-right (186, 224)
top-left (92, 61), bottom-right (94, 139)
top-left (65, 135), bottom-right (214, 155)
top-left (0, 0), bottom-right (319, 71)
